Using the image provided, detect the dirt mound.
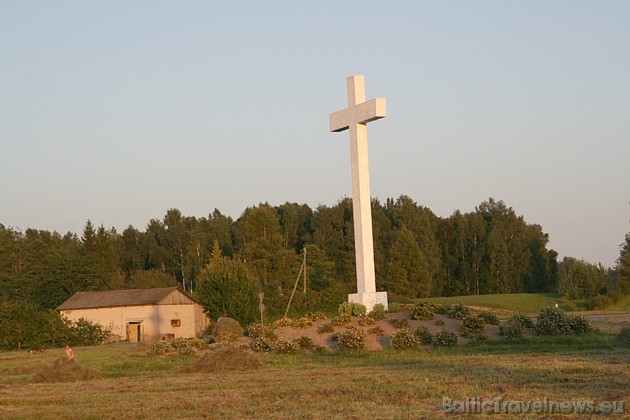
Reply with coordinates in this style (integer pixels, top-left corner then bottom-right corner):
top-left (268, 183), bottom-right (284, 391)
top-left (183, 347), bottom-right (262, 373)
top-left (31, 357), bottom-right (102, 383)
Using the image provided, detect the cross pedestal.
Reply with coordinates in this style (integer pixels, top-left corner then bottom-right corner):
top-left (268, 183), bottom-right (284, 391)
top-left (329, 75), bottom-right (388, 312)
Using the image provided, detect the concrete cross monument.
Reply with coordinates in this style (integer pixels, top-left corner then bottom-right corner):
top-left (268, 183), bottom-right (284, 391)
top-left (329, 75), bottom-right (388, 312)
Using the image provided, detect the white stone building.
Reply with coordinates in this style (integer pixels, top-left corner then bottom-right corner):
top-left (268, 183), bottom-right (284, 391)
top-left (57, 287), bottom-right (210, 343)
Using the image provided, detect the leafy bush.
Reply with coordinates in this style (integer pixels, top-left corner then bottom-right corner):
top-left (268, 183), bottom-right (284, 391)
top-left (433, 330), bottom-right (458, 347)
top-left (511, 314), bottom-right (534, 329)
top-left (477, 312), bottom-right (499, 325)
top-left (330, 313), bottom-right (351, 326)
top-left (446, 304), bottom-right (470, 320)
top-left (431, 303), bottom-right (447, 314)
top-left (568, 314), bottom-right (591, 335)
top-left (318, 324), bottom-right (335, 334)
top-left (584, 294), bottom-right (615, 310)
top-left (336, 329), bottom-right (366, 351)
top-left (216, 332), bottom-right (239, 347)
top-left (409, 302), bottom-right (434, 320)
top-left (499, 320), bottom-right (524, 339)
top-left (369, 304), bottom-right (386, 320)
top-left (367, 326), bottom-right (384, 336)
top-left (390, 318), bottom-right (410, 329)
top-left (460, 315), bottom-right (485, 337)
top-left (295, 336), bottom-right (314, 350)
top-left (391, 330), bottom-right (420, 350)
top-left (413, 326), bottom-right (433, 344)
top-left (292, 317), bottom-right (313, 329)
top-left (245, 323), bottom-right (277, 340)
top-left (147, 338), bottom-right (206, 356)
top-left (338, 302), bottom-right (367, 316)
top-left (272, 339), bottom-right (300, 354)
top-left (68, 318), bottom-right (111, 346)
top-left (273, 317), bottom-right (294, 328)
top-left (534, 307), bottom-right (572, 336)
top-left (359, 316), bottom-right (376, 326)
top-left (387, 302), bottom-right (403, 313)
top-left (251, 337), bottom-right (273, 352)
top-left (310, 312), bottom-right (328, 321)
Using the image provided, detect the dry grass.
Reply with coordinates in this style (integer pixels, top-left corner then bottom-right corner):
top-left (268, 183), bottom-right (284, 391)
top-left (31, 357), bottom-right (102, 383)
top-left (0, 332), bottom-right (628, 418)
top-left (181, 346), bottom-right (262, 373)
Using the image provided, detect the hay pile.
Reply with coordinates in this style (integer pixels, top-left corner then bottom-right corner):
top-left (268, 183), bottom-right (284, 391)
top-left (183, 347), bottom-right (262, 373)
top-left (32, 357), bottom-right (102, 383)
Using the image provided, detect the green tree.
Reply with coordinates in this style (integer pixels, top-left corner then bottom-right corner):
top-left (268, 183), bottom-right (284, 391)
top-left (558, 257), bottom-right (608, 299)
top-left (383, 226), bottom-right (431, 299)
top-left (196, 242), bottom-right (258, 325)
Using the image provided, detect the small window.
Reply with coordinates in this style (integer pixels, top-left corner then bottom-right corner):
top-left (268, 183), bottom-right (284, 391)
top-left (171, 319), bottom-right (181, 327)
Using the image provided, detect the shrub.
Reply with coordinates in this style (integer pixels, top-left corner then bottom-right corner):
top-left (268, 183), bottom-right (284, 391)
top-left (434, 319), bottom-right (445, 326)
top-left (390, 318), bottom-right (410, 329)
top-left (330, 313), bottom-right (351, 326)
top-left (413, 326), bottom-right (433, 344)
top-left (387, 302), bottom-right (402, 313)
top-left (251, 337), bottom-right (273, 352)
top-left (534, 307), bottom-right (572, 336)
top-left (460, 315), bottom-right (485, 337)
top-left (336, 329), bottom-right (366, 351)
top-left (568, 314), bottom-right (591, 335)
top-left (69, 318), bottom-right (111, 346)
top-left (409, 302), bottom-right (434, 320)
top-left (446, 304), bottom-right (470, 320)
top-left (292, 317), bottom-right (313, 329)
top-left (310, 312), bottom-right (328, 321)
top-left (318, 324), bottom-right (335, 334)
top-left (359, 316), bottom-right (376, 326)
top-left (216, 332), bottom-right (239, 347)
top-left (431, 303), bottom-right (447, 314)
top-left (367, 326), bottom-right (384, 336)
top-left (338, 302), bottom-right (367, 316)
top-left (273, 317), bottom-right (294, 328)
top-left (147, 341), bottom-right (176, 356)
top-left (477, 312), bottom-right (499, 325)
top-left (246, 323), bottom-right (277, 340)
top-left (585, 294), bottom-right (614, 310)
top-left (295, 336), bottom-right (314, 350)
top-left (499, 320), bottom-right (524, 339)
top-left (511, 314), bottom-right (534, 329)
top-left (369, 303), bottom-right (386, 320)
top-left (272, 339), bottom-right (300, 354)
top-left (390, 330), bottom-right (420, 350)
top-left (613, 327), bottom-right (630, 347)
top-left (433, 330), bottom-right (458, 347)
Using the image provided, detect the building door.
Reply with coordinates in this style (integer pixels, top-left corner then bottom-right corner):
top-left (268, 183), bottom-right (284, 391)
top-left (126, 322), bottom-right (143, 342)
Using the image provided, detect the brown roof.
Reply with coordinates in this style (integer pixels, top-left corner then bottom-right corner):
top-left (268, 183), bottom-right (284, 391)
top-left (56, 287), bottom-right (196, 310)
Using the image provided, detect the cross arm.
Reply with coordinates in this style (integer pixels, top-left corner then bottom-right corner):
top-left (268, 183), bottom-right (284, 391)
top-left (329, 97), bottom-right (387, 133)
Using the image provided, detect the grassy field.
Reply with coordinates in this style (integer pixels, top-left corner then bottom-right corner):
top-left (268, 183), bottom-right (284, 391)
top-left (1, 329), bottom-right (628, 418)
top-left (415, 294), bottom-right (630, 317)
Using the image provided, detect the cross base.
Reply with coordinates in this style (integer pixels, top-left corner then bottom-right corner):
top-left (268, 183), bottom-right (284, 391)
top-left (348, 291), bottom-right (388, 313)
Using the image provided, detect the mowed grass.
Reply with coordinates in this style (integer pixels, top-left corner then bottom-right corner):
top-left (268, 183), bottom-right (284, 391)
top-left (1, 332), bottom-right (628, 419)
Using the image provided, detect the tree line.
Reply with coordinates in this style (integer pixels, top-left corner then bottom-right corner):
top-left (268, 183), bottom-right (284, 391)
top-left (1, 196), bottom-right (628, 324)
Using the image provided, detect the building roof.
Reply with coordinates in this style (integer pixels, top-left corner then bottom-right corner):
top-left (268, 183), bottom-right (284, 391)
top-left (56, 287), bottom-right (197, 310)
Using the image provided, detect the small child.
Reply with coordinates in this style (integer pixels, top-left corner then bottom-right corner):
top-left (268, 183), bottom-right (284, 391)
top-left (65, 344), bottom-right (74, 360)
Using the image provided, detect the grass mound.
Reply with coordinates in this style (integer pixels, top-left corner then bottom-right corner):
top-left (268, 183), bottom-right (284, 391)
top-left (32, 357), bottom-right (102, 383)
top-left (183, 347), bottom-right (262, 372)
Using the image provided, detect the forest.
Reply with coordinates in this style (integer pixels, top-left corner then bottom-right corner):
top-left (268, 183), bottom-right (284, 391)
top-left (1, 196), bottom-right (628, 326)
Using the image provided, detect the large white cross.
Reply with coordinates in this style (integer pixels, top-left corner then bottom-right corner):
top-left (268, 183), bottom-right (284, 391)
top-left (329, 75), bottom-right (388, 311)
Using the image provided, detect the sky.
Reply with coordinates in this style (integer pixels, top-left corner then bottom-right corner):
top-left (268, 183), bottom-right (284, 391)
top-left (1, 1), bottom-right (628, 267)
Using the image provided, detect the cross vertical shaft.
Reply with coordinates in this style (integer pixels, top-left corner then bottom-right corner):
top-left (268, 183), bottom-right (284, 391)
top-left (329, 75), bottom-right (388, 311)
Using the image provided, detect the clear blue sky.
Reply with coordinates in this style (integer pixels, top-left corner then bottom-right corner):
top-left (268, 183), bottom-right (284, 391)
top-left (1, 1), bottom-right (628, 267)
